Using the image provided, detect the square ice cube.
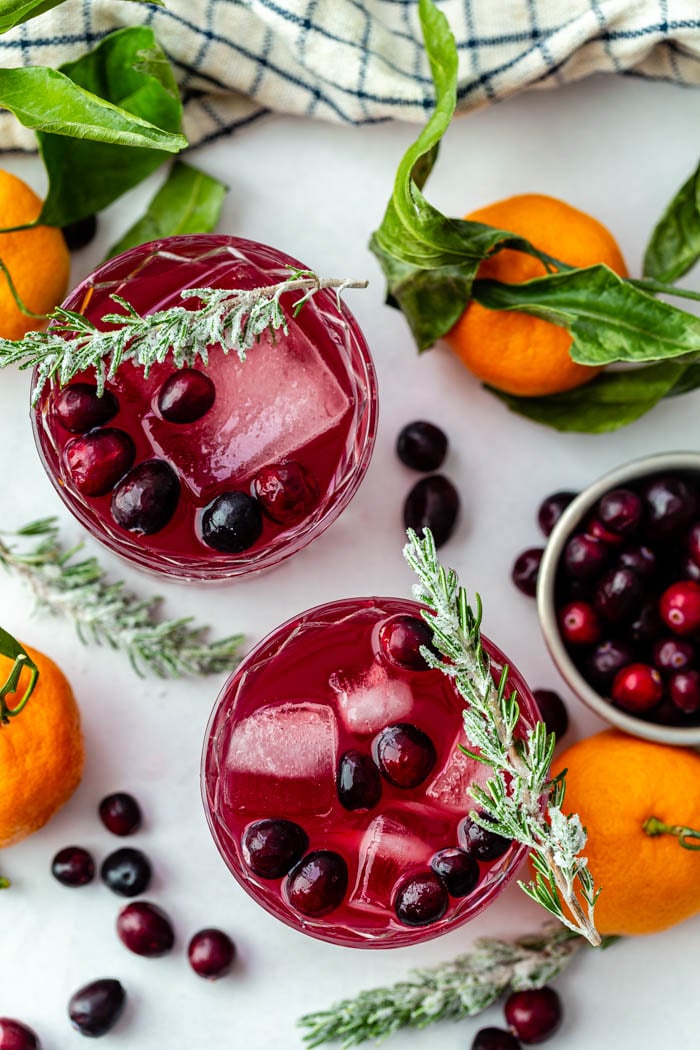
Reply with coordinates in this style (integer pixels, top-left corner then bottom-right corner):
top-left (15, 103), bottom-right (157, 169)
top-left (350, 808), bottom-right (434, 913)
top-left (329, 663), bottom-right (414, 736)
top-left (425, 741), bottom-right (492, 812)
top-left (144, 320), bottom-right (350, 501)
top-left (222, 701), bottom-right (337, 817)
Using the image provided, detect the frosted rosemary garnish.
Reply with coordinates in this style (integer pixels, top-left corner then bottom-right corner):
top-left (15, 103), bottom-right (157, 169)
top-left (0, 518), bottom-right (243, 678)
top-left (404, 528), bottom-right (602, 946)
top-left (0, 269), bottom-right (368, 404)
top-left (299, 924), bottom-right (587, 1046)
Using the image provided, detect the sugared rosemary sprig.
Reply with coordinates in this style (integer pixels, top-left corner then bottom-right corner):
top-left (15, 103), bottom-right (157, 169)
top-left (299, 924), bottom-right (588, 1047)
top-left (404, 529), bottom-right (601, 945)
top-left (0, 518), bottom-right (243, 677)
top-left (0, 269), bottom-right (368, 403)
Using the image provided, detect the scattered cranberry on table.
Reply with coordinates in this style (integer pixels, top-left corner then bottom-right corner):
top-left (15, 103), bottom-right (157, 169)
top-left (116, 901), bottom-right (175, 957)
top-left (532, 688), bottom-right (569, 740)
top-left (396, 420), bottom-right (448, 472)
top-left (100, 847), bottom-right (152, 898)
top-left (472, 1027), bottom-right (522, 1050)
top-left (68, 979), bottom-right (125, 1038)
top-left (98, 792), bottom-right (142, 836)
top-left (51, 846), bottom-right (95, 888)
top-left (61, 213), bottom-right (98, 252)
top-left (403, 474), bottom-right (460, 548)
top-left (511, 548), bottom-right (544, 597)
top-left (504, 986), bottom-right (562, 1045)
top-left (187, 928), bottom-right (236, 979)
top-left (537, 490), bottom-right (577, 537)
top-left (0, 1018), bottom-right (41, 1050)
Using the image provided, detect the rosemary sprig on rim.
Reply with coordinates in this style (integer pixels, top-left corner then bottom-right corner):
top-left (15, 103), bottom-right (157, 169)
top-left (0, 270), bottom-right (368, 403)
top-left (404, 528), bottom-right (601, 946)
top-left (0, 518), bottom-right (243, 677)
top-left (299, 924), bottom-right (590, 1047)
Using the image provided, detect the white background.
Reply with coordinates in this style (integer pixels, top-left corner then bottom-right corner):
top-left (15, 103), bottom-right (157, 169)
top-left (2, 70), bottom-right (700, 1049)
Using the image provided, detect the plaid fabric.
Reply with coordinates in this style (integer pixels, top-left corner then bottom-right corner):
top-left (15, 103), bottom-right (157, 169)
top-left (1, 0), bottom-right (700, 150)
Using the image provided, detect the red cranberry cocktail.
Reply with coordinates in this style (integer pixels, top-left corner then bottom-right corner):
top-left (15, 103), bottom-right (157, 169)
top-left (202, 597), bottom-right (540, 948)
top-left (32, 235), bottom-right (377, 579)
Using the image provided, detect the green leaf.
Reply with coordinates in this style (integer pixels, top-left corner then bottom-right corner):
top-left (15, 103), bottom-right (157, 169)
top-left (643, 163), bottom-right (700, 283)
top-left (473, 266), bottom-right (700, 366)
top-left (0, 625), bottom-right (39, 721)
top-left (36, 27), bottom-right (186, 227)
top-left (490, 360), bottom-right (692, 433)
top-left (0, 0), bottom-right (163, 34)
top-left (106, 160), bottom-right (227, 259)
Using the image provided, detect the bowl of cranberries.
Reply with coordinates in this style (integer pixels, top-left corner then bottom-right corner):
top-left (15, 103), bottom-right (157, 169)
top-left (537, 452), bottom-right (700, 745)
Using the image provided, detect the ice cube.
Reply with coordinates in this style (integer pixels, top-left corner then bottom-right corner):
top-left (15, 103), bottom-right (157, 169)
top-left (425, 741), bottom-right (492, 812)
top-left (143, 319), bottom-right (350, 501)
top-left (329, 662), bottom-right (414, 736)
top-left (223, 701), bottom-right (337, 817)
top-left (350, 809), bottom-right (434, 913)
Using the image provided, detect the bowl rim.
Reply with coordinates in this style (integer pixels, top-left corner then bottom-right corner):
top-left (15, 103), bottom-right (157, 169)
top-left (537, 450), bottom-right (700, 747)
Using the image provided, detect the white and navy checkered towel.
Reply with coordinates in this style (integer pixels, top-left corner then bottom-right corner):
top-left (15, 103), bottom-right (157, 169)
top-left (2, 0), bottom-right (700, 150)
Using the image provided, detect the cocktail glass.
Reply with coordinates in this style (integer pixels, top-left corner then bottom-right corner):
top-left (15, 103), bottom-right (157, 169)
top-left (202, 596), bottom-right (541, 948)
top-left (32, 235), bottom-right (377, 580)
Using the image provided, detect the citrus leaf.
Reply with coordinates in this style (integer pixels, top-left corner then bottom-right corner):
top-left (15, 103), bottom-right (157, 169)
top-left (105, 160), bottom-right (227, 259)
top-left (36, 27), bottom-right (186, 227)
top-left (0, 626), bottom-right (39, 721)
top-left (643, 163), bottom-right (700, 283)
top-left (0, 0), bottom-right (163, 34)
top-left (473, 266), bottom-right (700, 365)
top-left (490, 360), bottom-right (692, 433)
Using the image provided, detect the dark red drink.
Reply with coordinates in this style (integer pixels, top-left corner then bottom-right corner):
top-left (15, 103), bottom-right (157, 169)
top-left (202, 597), bottom-right (541, 947)
top-left (32, 236), bottom-right (377, 579)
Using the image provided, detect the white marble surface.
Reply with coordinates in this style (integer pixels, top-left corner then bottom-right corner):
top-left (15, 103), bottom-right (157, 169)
top-left (3, 70), bottom-right (700, 1049)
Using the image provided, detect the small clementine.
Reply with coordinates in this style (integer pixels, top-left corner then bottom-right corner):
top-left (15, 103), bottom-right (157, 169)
top-left (0, 642), bottom-right (84, 847)
top-left (552, 730), bottom-right (700, 936)
top-left (446, 194), bottom-right (628, 397)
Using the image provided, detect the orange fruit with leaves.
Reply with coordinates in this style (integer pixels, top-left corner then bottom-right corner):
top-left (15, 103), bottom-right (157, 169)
top-left (552, 730), bottom-right (700, 936)
top-left (0, 638), bottom-right (84, 847)
top-left (446, 194), bottom-right (627, 397)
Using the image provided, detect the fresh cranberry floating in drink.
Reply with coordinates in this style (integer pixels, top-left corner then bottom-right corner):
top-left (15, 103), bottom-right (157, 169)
top-left (0, 1018), bottom-right (41, 1050)
top-left (202, 597), bottom-right (540, 947)
top-left (98, 792), bottom-right (142, 836)
top-left (68, 979), bottom-right (125, 1038)
top-left (33, 235), bottom-right (377, 580)
top-left (188, 928), bottom-right (236, 979)
top-left (116, 901), bottom-right (175, 957)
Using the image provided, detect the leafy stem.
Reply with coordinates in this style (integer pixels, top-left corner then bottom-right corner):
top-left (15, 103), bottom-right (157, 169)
top-left (0, 627), bottom-right (39, 724)
top-left (642, 816), bottom-right (700, 850)
top-left (404, 528), bottom-right (601, 946)
top-left (0, 271), bottom-right (368, 403)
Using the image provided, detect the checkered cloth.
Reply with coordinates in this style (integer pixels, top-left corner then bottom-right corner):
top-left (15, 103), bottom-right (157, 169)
top-left (2, 0), bottom-right (700, 150)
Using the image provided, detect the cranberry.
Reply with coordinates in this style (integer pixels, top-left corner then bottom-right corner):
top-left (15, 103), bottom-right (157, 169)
top-left (617, 545), bottom-right (657, 579)
top-left (586, 639), bottom-right (636, 688)
top-left (64, 428), bottom-right (135, 496)
top-left (472, 1028), bottom-right (522, 1050)
top-left (116, 901), bottom-right (175, 957)
top-left (68, 978), bottom-right (125, 1038)
top-left (403, 474), bottom-right (459, 548)
top-left (627, 601), bottom-right (663, 645)
top-left (111, 459), bottom-right (180, 535)
top-left (61, 213), bottom-right (98, 251)
top-left (659, 581), bottom-right (700, 636)
top-left (680, 555), bottom-right (700, 583)
top-left (596, 487), bottom-right (642, 536)
top-left (688, 522), bottom-right (700, 567)
top-left (563, 533), bottom-right (608, 580)
top-left (511, 548), bottom-right (544, 598)
top-left (532, 688), bottom-right (569, 740)
top-left (643, 475), bottom-right (697, 539)
top-left (593, 567), bottom-right (643, 623)
top-left (373, 723), bottom-right (436, 788)
top-left (99, 792), bottom-right (142, 836)
top-left (0, 1018), bottom-right (40, 1050)
top-left (611, 663), bottom-right (663, 713)
top-left (394, 871), bottom-right (448, 926)
top-left (337, 750), bottom-right (382, 811)
top-left (377, 614), bottom-right (437, 670)
top-left (286, 851), bottom-right (348, 916)
top-left (157, 368), bottom-right (215, 423)
top-left (242, 818), bottom-right (308, 879)
top-left (458, 814), bottom-right (511, 860)
top-left (537, 490), bottom-right (577, 537)
top-left (504, 986), bottom-right (562, 1044)
top-left (653, 637), bottom-right (695, 673)
top-left (53, 383), bottom-right (118, 433)
top-left (585, 517), bottom-right (624, 546)
top-left (201, 491), bottom-right (263, 552)
top-left (669, 670), bottom-right (700, 715)
top-left (396, 421), bottom-right (448, 472)
top-left (558, 601), bottom-right (600, 645)
top-left (252, 460), bottom-right (319, 525)
top-left (188, 928), bottom-right (236, 979)
top-left (100, 847), bottom-right (152, 897)
top-left (51, 846), bottom-right (95, 887)
top-left (430, 848), bottom-right (480, 897)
